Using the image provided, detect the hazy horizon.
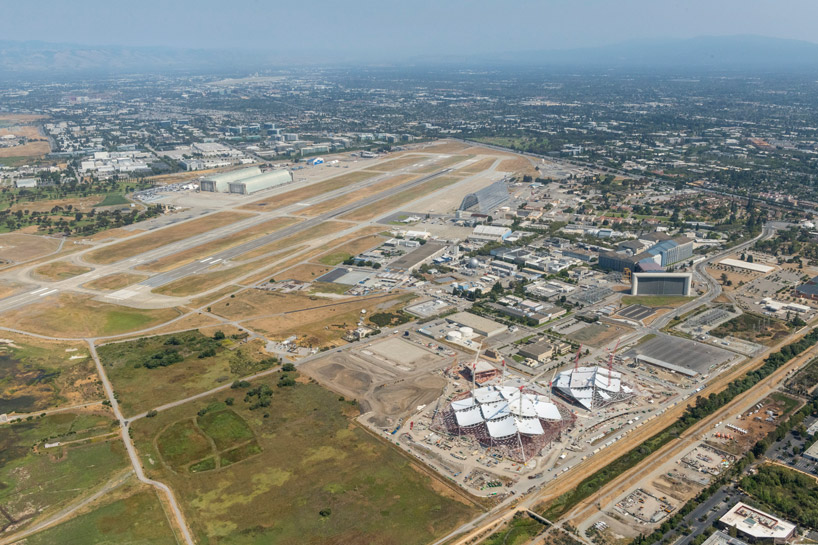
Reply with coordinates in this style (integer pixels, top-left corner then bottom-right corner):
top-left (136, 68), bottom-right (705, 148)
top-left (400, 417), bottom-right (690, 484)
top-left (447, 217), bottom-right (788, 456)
top-left (1, 0), bottom-right (817, 58)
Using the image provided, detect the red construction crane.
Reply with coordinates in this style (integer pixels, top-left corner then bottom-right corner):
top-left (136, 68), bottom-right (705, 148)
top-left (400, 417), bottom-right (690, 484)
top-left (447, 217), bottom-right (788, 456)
top-left (608, 339), bottom-right (621, 387)
top-left (574, 344), bottom-right (583, 371)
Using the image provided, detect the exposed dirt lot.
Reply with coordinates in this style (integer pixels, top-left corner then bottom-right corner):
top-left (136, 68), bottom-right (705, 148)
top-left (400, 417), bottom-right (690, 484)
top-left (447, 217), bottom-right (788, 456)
top-left (300, 338), bottom-right (449, 426)
top-left (566, 321), bottom-right (634, 348)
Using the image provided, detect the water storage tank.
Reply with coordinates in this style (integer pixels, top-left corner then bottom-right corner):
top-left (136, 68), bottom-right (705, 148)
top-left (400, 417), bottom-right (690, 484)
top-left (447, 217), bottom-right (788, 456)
top-left (446, 331), bottom-right (463, 341)
top-left (459, 326), bottom-right (474, 337)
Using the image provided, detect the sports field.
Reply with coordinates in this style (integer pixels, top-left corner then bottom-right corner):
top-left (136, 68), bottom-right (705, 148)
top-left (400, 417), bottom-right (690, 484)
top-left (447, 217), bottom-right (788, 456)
top-left (131, 375), bottom-right (479, 544)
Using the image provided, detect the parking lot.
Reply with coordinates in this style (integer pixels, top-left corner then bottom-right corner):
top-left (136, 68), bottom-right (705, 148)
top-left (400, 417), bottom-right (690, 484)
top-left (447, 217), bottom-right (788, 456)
top-left (617, 304), bottom-right (656, 321)
top-left (624, 333), bottom-right (736, 375)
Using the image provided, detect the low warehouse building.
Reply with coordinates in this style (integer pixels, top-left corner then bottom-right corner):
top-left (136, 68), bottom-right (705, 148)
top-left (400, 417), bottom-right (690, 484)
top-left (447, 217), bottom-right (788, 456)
top-left (718, 502), bottom-right (795, 543)
top-left (446, 312), bottom-right (507, 338)
top-left (200, 166), bottom-right (261, 192)
top-left (228, 169), bottom-right (292, 194)
top-left (518, 341), bottom-right (555, 363)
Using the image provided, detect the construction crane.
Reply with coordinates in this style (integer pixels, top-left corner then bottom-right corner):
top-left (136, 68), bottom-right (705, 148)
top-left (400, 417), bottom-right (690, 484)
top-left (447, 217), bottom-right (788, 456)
top-left (608, 339), bottom-right (621, 387)
top-left (574, 344), bottom-right (583, 371)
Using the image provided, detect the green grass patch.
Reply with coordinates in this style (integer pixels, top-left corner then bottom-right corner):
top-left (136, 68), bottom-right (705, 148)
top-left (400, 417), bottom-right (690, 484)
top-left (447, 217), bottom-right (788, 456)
top-left (368, 310), bottom-right (414, 328)
top-left (770, 392), bottom-right (801, 416)
top-left (0, 413), bottom-right (127, 533)
top-left (94, 193), bottom-right (131, 207)
top-left (20, 486), bottom-right (178, 545)
top-left (156, 420), bottom-right (212, 470)
top-left (483, 512), bottom-right (544, 545)
top-left (318, 251), bottom-right (352, 266)
top-left (131, 375), bottom-right (479, 544)
top-left (102, 310), bottom-right (164, 335)
top-left (221, 441), bottom-right (262, 465)
top-left (190, 457), bottom-right (217, 473)
top-left (621, 295), bottom-right (695, 308)
top-left (197, 409), bottom-right (254, 451)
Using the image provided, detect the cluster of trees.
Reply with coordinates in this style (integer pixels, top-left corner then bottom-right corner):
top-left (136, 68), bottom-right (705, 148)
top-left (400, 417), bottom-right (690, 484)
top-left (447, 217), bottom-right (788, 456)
top-left (368, 311), bottom-right (412, 328)
top-left (0, 203), bottom-right (164, 236)
top-left (342, 257), bottom-right (381, 269)
top-left (741, 465), bottom-right (818, 529)
top-left (141, 331), bottom-right (226, 369)
top-left (244, 384), bottom-right (274, 410)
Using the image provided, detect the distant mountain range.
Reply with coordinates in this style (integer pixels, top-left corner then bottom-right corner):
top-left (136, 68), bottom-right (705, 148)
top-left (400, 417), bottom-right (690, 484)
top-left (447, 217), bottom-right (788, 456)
top-left (1, 35), bottom-right (817, 76)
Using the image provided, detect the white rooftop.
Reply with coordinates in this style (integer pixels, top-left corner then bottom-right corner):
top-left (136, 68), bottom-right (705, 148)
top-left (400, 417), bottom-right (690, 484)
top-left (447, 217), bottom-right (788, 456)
top-left (719, 502), bottom-right (795, 540)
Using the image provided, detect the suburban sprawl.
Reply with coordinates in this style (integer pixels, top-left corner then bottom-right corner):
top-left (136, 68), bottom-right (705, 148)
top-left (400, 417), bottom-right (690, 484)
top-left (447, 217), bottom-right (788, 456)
top-left (3, 67), bottom-right (818, 545)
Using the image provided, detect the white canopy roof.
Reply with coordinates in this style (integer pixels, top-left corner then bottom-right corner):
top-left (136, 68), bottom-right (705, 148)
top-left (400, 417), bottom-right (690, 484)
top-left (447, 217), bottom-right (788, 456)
top-left (455, 406), bottom-right (484, 427)
top-left (473, 386), bottom-right (504, 404)
top-left (451, 397), bottom-right (477, 412)
top-left (515, 417), bottom-right (544, 435)
top-left (481, 400), bottom-right (510, 421)
top-left (533, 398), bottom-right (562, 420)
top-left (486, 416), bottom-right (518, 438)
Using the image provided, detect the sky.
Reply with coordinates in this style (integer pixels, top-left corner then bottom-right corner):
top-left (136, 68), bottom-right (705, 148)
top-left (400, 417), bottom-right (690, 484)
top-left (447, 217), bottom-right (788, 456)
top-left (1, 0), bottom-right (816, 56)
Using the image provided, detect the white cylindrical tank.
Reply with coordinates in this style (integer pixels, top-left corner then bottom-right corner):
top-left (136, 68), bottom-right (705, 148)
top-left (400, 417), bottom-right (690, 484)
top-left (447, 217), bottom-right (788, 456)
top-left (446, 331), bottom-right (463, 341)
top-left (459, 326), bottom-right (474, 337)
